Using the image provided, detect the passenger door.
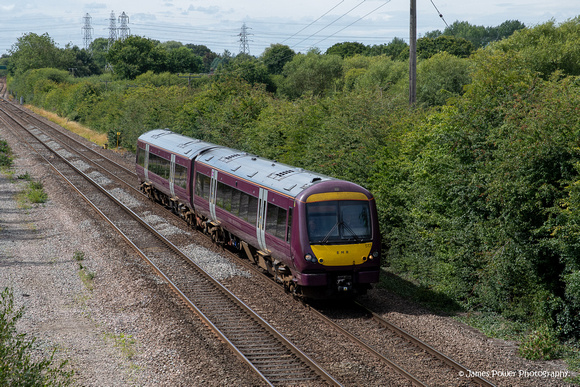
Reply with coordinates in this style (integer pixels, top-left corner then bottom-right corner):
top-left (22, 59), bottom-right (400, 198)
top-left (209, 169), bottom-right (218, 221)
top-left (144, 144), bottom-right (150, 181)
top-left (257, 188), bottom-right (268, 252)
top-left (169, 154), bottom-right (176, 197)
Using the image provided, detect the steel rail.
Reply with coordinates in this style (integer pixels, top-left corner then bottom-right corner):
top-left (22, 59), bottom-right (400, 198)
top-left (354, 301), bottom-right (496, 387)
top-left (0, 101), bottom-right (342, 387)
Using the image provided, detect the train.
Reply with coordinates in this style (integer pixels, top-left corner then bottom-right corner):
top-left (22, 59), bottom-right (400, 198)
top-left (136, 129), bottom-right (381, 298)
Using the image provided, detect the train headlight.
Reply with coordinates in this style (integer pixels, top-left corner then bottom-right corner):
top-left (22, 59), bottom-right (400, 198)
top-left (304, 254), bottom-right (316, 263)
top-left (369, 251), bottom-right (379, 260)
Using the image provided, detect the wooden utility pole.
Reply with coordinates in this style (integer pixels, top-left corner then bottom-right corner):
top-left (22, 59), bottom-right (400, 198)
top-left (409, 0), bottom-right (417, 106)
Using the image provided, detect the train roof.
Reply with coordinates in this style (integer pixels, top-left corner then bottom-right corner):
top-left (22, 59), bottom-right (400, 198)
top-left (197, 146), bottom-right (335, 198)
top-left (137, 129), bottom-right (217, 159)
top-left (138, 129), bottom-right (337, 198)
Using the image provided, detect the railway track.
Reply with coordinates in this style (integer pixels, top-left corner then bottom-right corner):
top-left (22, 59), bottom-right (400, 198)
top-left (0, 96), bottom-right (496, 386)
top-left (0, 99), bottom-right (339, 386)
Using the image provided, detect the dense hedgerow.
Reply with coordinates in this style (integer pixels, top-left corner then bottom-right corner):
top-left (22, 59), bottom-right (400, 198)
top-left (5, 18), bottom-right (580, 349)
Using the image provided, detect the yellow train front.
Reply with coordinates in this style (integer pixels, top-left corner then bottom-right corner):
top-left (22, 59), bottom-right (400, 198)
top-left (291, 181), bottom-right (381, 299)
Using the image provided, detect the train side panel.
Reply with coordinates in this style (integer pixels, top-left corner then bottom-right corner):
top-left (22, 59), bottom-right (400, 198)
top-left (136, 140), bottom-right (194, 206)
top-left (192, 161), bottom-right (294, 266)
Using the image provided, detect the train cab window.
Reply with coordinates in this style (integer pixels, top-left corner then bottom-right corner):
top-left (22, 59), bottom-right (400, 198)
top-left (306, 200), bottom-right (371, 243)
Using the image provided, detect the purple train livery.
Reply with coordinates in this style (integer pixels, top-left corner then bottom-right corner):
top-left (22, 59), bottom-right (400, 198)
top-left (136, 129), bottom-right (381, 298)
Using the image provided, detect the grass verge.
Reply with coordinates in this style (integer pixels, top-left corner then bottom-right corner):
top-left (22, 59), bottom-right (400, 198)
top-left (26, 105), bottom-right (108, 148)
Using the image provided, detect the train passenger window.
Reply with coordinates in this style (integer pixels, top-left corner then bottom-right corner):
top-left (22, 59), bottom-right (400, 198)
top-left (148, 153), bottom-right (170, 179)
top-left (217, 182), bottom-right (233, 212)
top-left (230, 188), bottom-right (241, 216)
top-left (247, 195), bottom-right (258, 225)
top-left (174, 163), bottom-right (187, 189)
top-left (216, 182), bottom-right (224, 208)
top-left (239, 192), bottom-right (250, 222)
top-left (195, 172), bottom-right (210, 200)
top-left (137, 148), bottom-right (146, 167)
top-left (265, 203), bottom-right (289, 240)
top-left (277, 207), bottom-right (287, 239)
top-left (266, 203), bottom-right (278, 236)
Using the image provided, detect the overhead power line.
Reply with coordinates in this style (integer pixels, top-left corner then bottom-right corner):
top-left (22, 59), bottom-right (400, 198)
top-left (292, 0), bottom-right (368, 49)
top-left (282, 0), bottom-right (345, 44)
top-left (429, 0), bottom-right (449, 27)
top-left (311, 0), bottom-right (393, 48)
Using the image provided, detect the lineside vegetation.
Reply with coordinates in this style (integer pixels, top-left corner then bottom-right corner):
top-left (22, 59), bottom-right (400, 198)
top-left (3, 17), bottom-right (580, 373)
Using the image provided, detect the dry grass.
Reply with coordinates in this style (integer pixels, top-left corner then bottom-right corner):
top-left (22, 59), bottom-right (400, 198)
top-left (26, 106), bottom-right (108, 148)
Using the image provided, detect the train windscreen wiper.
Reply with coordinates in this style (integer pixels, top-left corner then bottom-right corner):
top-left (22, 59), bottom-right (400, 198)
top-left (341, 221), bottom-right (361, 241)
top-left (321, 222), bottom-right (340, 244)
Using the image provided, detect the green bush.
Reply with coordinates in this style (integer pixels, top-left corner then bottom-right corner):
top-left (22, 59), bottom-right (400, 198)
top-left (25, 180), bottom-right (48, 203)
top-left (519, 325), bottom-right (561, 360)
top-left (0, 139), bottom-right (12, 168)
top-left (0, 287), bottom-right (74, 385)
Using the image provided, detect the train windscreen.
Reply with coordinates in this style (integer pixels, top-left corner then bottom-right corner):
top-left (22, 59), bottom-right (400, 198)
top-left (306, 200), bottom-right (371, 244)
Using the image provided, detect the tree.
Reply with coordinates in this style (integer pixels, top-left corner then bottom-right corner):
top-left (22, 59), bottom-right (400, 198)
top-left (62, 46), bottom-right (102, 77)
top-left (186, 44), bottom-right (217, 73)
top-left (166, 46), bottom-right (202, 74)
top-left (216, 55), bottom-right (275, 92)
top-left (279, 49), bottom-right (343, 99)
top-left (491, 18), bottom-right (580, 77)
top-left (260, 44), bottom-right (295, 75)
top-left (89, 38), bottom-right (109, 71)
top-left (107, 36), bottom-right (167, 79)
top-left (159, 40), bottom-right (182, 51)
top-left (417, 52), bottom-right (471, 106)
top-left (8, 33), bottom-right (63, 75)
top-left (325, 42), bottom-right (367, 58)
top-left (367, 37), bottom-right (408, 60)
top-left (425, 20), bottom-right (526, 48)
top-left (417, 35), bottom-right (474, 59)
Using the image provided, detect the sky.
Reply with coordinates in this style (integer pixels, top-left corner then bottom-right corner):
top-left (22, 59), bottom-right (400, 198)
top-left (0, 0), bottom-right (578, 57)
